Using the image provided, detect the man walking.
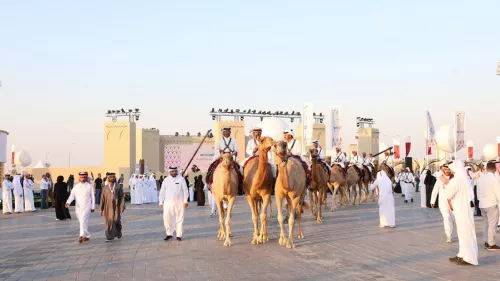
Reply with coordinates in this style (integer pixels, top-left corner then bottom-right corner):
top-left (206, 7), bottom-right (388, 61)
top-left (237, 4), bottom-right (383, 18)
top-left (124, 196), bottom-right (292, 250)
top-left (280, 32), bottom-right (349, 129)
top-left (477, 162), bottom-right (500, 250)
top-left (159, 166), bottom-right (189, 241)
top-left (100, 173), bottom-right (125, 242)
top-left (94, 173), bottom-right (103, 205)
top-left (66, 172), bottom-right (95, 243)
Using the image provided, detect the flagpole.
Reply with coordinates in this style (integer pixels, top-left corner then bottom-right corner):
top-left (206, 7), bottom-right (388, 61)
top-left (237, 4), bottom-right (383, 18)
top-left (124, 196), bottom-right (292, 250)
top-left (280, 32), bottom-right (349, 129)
top-left (454, 112), bottom-right (457, 160)
top-left (425, 112), bottom-right (429, 169)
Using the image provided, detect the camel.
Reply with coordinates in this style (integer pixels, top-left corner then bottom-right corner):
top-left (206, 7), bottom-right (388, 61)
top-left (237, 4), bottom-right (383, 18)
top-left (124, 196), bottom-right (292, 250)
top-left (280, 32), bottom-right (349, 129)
top-left (242, 136), bottom-right (274, 245)
top-left (327, 164), bottom-right (348, 210)
top-left (346, 165), bottom-right (363, 205)
top-left (274, 141), bottom-right (307, 249)
top-left (309, 148), bottom-right (329, 223)
top-left (211, 153), bottom-right (239, 246)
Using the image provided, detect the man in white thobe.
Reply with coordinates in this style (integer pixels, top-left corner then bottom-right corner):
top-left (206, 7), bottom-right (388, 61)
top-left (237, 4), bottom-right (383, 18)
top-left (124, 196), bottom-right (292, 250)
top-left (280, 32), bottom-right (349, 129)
top-left (382, 151), bottom-right (394, 168)
top-left (246, 127), bottom-right (262, 157)
top-left (129, 174), bottom-right (136, 204)
top-left (369, 170), bottom-right (396, 228)
top-left (446, 160), bottom-right (478, 266)
top-left (400, 168), bottom-right (414, 203)
top-left (23, 174), bottom-right (36, 212)
top-left (333, 147), bottom-right (346, 169)
top-left (150, 174), bottom-right (158, 203)
top-left (65, 172), bottom-right (95, 243)
top-left (419, 169), bottom-right (429, 208)
top-left (2, 175), bottom-right (13, 214)
top-left (143, 174), bottom-right (151, 204)
top-left (430, 165), bottom-right (454, 243)
top-left (159, 166), bottom-right (189, 241)
top-left (348, 151), bottom-right (363, 170)
top-left (213, 127), bottom-right (239, 161)
top-left (12, 173), bottom-right (24, 213)
top-left (477, 162), bottom-right (500, 250)
top-left (283, 130), bottom-right (301, 157)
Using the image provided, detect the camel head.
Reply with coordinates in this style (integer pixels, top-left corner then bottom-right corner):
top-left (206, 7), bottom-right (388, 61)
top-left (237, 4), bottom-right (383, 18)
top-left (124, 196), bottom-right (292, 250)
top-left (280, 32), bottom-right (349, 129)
top-left (258, 136), bottom-right (274, 153)
top-left (273, 140), bottom-right (287, 160)
top-left (221, 152), bottom-right (235, 170)
top-left (309, 148), bottom-right (319, 159)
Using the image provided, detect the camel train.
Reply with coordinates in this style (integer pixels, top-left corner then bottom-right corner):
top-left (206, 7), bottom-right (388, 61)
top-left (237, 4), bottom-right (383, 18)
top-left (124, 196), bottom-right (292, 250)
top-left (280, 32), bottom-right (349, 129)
top-left (208, 137), bottom-right (397, 248)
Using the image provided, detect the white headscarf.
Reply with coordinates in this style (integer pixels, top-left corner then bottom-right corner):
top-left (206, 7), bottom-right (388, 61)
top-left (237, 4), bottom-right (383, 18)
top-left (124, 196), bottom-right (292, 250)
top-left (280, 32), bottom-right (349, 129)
top-left (376, 170), bottom-right (390, 181)
top-left (449, 160), bottom-right (468, 183)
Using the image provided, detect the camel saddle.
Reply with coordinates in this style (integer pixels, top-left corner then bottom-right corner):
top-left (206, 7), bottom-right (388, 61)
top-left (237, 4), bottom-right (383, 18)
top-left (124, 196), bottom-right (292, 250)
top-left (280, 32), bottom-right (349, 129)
top-left (318, 160), bottom-right (330, 174)
top-left (205, 158), bottom-right (243, 186)
top-left (348, 164), bottom-right (362, 178)
top-left (331, 163), bottom-right (347, 178)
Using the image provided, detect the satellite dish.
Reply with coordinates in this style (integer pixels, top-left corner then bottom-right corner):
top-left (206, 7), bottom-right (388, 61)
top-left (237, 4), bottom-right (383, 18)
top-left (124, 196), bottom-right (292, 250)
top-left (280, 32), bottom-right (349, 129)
top-left (435, 125), bottom-right (455, 153)
top-left (483, 144), bottom-right (497, 161)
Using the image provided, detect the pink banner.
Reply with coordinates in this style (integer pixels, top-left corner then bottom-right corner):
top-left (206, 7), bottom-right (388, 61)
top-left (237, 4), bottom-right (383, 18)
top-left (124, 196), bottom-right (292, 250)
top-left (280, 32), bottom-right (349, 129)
top-left (164, 143), bottom-right (215, 173)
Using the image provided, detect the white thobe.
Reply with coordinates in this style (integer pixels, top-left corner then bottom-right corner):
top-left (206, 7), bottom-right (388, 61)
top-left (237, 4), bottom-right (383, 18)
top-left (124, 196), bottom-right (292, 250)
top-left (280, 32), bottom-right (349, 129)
top-left (213, 137), bottom-right (239, 161)
top-left (445, 173), bottom-right (478, 265)
top-left (12, 175), bottom-right (24, 213)
top-left (242, 138), bottom-right (275, 176)
top-left (23, 179), bottom-right (36, 211)
top-left (401, 173), bottom-right (414, 200)
top-left (333, 152), bottom-right (346, 168)
top-left (136, 178), bottom-right (143, 204)
top-left (2, 180), bottom-right (13, 213)
top-left (246, 138), bottom-right (259, 157)
top-left (139, 178), bottom-right (148, 203)
top-left (67, 182), bottom-right (95, 238)
top-left (159, 175), bottom-right (189, 237)
top-left (129, 177), bottom-right (136, 204)
top-left (205, 184), bottom-right (217, 214)
top-left (382, 155), bottom-right (394, 167)
top-left (361, 157), bottom-right (373, 172)
top-left (150, 177), bottom-right (158, 203)
top-left (430, 175), bottom-right (454, 238)
top-left (369, 175), bottom-right (395, 227)
top-left (286, 139), bottom-right (301, 157)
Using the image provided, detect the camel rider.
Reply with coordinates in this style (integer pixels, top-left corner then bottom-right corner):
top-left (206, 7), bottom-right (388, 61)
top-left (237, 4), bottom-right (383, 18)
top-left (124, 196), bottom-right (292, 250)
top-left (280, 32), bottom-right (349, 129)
top-left (283, 130), bottom-right (301, 157)
top-left (245, 127), bottom-right (262, 157)
top-left (333, 147), bottom-right (346, 169)
top-left (213, 127), bottom-right (239, 161)
top-left (311, 140), bottom-right (330, 172)
top-left (361, 152), bottom-right (374, 181)
top-left (368, 153), bottom-right (375, 165)
top-left (382, 151), bottom-right (394, 168)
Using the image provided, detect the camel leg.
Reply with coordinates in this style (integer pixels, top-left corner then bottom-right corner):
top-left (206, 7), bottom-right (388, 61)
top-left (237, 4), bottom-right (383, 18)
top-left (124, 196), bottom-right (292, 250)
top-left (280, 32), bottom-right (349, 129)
top-left (223, 196), bottom-right (236, 247)
top-left (258, 194), bottom-right (271, 243)
top-left (268, 197), bottom-right (274, 219)
top-left (245, 196), bottom-right (259, 245)
top-left (286, 196), bottom-right (300, 249)
top-left (276, 194), bottom-right (286, 246)
top-left (351, 185), bottom-right (357, 205)
top-left (358, 182), bottom-right (363, 205)
top-left (309, 189), bottom-right (316, 217)
top-left (297, 197), bottom-right (304, 239)
top-left (216, 199), bottom-right (226, 241)
top-left (327, 183), bottom-right (336, 211)
top-left (317, 187), bottom-right (323, 223)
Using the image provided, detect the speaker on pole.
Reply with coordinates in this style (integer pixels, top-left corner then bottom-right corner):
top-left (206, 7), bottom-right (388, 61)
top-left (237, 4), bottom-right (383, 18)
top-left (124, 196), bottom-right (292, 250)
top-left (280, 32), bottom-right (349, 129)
top-left (404, 157), bottom-right (413, 171)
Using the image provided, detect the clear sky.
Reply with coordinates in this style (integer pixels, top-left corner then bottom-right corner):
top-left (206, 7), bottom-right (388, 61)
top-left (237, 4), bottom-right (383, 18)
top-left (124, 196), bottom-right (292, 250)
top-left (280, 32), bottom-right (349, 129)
top-left (1, 0), bottom-right (499, 168)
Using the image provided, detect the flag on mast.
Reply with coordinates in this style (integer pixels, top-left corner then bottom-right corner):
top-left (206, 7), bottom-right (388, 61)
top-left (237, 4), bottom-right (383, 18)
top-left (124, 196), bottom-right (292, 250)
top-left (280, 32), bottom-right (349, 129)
top-left (301, 103), bottom-right (314, 152)
top-left (331, 106), bottom-right (343, 149)
top-left (405, 136), bottom-right (411, 157)
top-left (455, 111), bottom-right (466, 152)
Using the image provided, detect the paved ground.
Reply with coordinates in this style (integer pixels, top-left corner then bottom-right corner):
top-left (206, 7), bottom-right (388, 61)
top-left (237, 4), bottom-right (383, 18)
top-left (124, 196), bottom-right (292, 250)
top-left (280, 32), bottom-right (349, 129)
top-left (1, 192), bottom-right (500, 281)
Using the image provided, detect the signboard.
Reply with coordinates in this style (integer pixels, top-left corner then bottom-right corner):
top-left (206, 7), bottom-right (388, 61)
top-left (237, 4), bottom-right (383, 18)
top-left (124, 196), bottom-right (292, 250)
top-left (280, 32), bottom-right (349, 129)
top-left (164, 143), bottom-right (215, 172)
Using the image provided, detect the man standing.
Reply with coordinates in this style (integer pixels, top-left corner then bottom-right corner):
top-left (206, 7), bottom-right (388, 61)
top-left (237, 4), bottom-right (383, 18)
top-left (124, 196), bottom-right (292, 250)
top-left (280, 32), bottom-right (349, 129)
top-left (369, 170), bottom-right (396, 228)
top-left (94, 173), bottom-right (103, 205)
top-left (446, 160), bottom-right (478, 266)
top-left (430, 165), bottom-right (454, 243)
top-left (40, 174), bottom-right (50, 209)
top-left (100, 173), bottom-right (125, 242)
top-left (402, 168), bottom-right (414, 203)
top-left (477, 162), bottom-right (500, 250)
top-left (2, 174), bottom-right (13, 214)
top-left (65, 172), bottom-right (95, 243)
top-left (159, 166), bottom-right (189, 241)
top-left (23, 173), bottom-right (36, 212)
top-left (12, 171), bottom-right (24, 213)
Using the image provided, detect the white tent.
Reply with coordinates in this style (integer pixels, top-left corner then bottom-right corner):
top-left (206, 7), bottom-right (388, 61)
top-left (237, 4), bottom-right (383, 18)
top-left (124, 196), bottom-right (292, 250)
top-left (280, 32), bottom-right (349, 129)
top-left (33, 160), bottom-right (45, 168)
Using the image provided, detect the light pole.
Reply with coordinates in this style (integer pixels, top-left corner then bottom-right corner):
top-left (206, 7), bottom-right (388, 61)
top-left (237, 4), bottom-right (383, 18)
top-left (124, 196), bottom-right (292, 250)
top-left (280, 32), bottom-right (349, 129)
top-left (497, 59), bottom-right (500, 76)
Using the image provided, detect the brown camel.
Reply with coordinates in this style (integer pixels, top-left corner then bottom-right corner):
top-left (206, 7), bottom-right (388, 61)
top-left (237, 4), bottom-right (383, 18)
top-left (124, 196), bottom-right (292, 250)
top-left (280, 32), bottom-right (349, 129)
top-left (309, 148), bottom-right (329, 223)
top-left (327, 164), bottom-right (348, 210)
top-left (274, 141), bottom-right (307, 249)
top-left (359, 166), bottom-right (373, 203)
top-left (243, 136), bottom-right (274, 245)
top-left (212, 153), bottom-right (239, 246)
top-left (346, 165), bottom-right (363, 205)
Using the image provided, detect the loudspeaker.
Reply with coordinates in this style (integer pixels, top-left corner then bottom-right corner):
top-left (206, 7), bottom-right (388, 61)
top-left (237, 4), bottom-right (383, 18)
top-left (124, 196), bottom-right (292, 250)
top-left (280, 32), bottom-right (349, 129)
top-left (404, 157), bottom-right (413, 171)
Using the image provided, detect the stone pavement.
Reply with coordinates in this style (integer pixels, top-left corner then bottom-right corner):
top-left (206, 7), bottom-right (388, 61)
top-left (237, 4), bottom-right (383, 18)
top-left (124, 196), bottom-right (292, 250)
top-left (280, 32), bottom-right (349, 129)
top-left (0, 193), bottom-right (500, 281)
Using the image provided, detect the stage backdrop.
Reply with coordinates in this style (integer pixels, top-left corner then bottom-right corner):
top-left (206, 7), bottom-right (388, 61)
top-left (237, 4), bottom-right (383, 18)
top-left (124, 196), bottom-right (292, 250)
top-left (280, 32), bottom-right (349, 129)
top-left (164, 143), bottom-right (215, 172)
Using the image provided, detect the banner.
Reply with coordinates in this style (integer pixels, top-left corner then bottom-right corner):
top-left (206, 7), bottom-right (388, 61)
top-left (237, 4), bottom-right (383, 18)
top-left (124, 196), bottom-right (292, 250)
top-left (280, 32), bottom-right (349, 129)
top-left (497, 137), bottom-right (500, 158)
top-left (393, 138), bottom-right (400, 159)
top-left (405, 136), bottom-right (411, 157)
top-left (455, 111), bottom-right (466, 151)
top-left (331, 106), bottom-right (343, 148)
top-left (427, 146), bottom-right (432, 155)
top-left (11, 145), bottom-right (15, 165)
top-left (467, 141), bottom-right (473, 159)
top-left (426, 111), bottom-right (436, 148)
top-left (301, 103), bottom-right (314, 152)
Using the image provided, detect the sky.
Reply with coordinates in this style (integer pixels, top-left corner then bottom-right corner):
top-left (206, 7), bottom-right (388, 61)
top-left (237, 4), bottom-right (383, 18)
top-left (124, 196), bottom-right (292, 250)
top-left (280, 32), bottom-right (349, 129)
top-left (1, 0), bottom-right (499, 169)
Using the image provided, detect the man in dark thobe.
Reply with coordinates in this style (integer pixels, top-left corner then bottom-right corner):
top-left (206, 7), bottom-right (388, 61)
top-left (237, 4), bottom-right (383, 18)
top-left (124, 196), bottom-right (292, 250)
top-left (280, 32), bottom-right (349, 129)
top-left (99, 173), bottom-right (125, 242)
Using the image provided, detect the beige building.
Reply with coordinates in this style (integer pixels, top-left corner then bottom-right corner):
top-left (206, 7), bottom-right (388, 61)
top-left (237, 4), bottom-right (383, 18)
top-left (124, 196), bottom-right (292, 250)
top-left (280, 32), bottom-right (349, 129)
top-left (357, 127), bottom-right (380, 155)
top-left (136, 128), bottom-right (160, 174)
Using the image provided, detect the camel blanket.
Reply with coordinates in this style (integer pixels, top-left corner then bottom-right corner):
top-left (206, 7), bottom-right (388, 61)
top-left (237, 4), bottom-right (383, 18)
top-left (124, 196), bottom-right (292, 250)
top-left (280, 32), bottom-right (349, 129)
top-left (205, 158), bottom-right (242, 186)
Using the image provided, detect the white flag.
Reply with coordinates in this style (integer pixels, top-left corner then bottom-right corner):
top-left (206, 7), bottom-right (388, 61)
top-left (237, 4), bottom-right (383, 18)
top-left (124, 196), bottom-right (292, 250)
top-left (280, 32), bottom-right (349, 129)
top-left (331, 106), bottom-right (343, 148)
top-left (426, 111), bottom-right (436, 147)
top-left (455, 111), bottom-right (466, 151)
top-left (301, 103), bottom-right (314, 151)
